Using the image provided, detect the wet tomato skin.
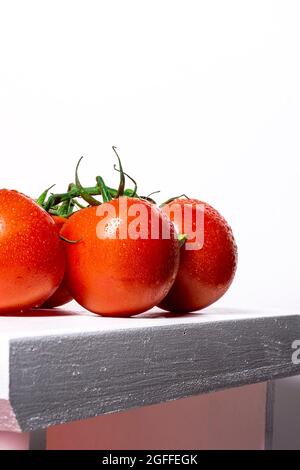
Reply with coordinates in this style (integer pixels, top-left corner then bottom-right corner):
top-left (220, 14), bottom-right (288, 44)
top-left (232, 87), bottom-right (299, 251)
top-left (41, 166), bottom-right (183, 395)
top-left (159, 198), bottom-right (238, 312)
top-left (41, 216), bottom-right (73, 308)
top-left (61, 197), bottom-right (180, 317)
top-left (0, 190), bottom-right (65, 314)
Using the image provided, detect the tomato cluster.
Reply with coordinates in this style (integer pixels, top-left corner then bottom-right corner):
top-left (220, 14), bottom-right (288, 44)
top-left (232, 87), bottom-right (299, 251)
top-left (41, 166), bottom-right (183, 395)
top-left (0, 149), bottom-right (237, 316)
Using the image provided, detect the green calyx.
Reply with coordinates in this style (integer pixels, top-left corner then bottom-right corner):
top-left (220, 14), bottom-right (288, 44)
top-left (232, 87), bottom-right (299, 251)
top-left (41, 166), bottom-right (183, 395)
top-left (38, 146), bottom-right (185, 216)
top-left (178, 233), bottom-right (188, 247)
top-left (36, 184), bottom-right (56, 206)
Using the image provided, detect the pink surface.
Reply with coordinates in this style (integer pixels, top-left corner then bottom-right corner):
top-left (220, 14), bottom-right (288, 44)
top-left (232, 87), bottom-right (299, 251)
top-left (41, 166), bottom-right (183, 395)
top-left (0, 432), bottom-right (29, 450)
top-left (0, 399), bottom-right (22, 432)
top-left (48, 382), bottom-right (267, 450)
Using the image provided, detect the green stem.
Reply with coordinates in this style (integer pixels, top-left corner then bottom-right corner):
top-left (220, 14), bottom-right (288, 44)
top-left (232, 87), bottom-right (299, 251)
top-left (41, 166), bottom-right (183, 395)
top-left (112, 146), bottom-right (125, 197)
top-left (113, 164), bottom-right (138, 197)
top-left (75, 157), bottom-right (101, 206)
top-left (96, 176), bottom-right (112, 203)
top-left (160, 194), bottom-right (189, 207)
top-left (73, 199), bottom-right (87, 210)
top-left (178, 233), bottom-right (188, 247)
top-left (36, 184), bottom-right (56, 206)
top-left (60, 234), bottom-right (83, 244)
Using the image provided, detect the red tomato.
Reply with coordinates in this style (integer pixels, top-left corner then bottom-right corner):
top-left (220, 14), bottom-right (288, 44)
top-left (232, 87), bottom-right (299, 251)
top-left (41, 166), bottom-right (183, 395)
top-left (41, 216), bottom-right (73, 308)
top-left (159, 198), bottom-right (237, 312)
top-left (0, 190), bottom-right (65, 314)
top-left (61, 197), bottom-right (180, 316)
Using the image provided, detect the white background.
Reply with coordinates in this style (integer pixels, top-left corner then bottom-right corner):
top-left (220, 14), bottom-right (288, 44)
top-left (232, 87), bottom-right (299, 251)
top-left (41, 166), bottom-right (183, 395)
top-left (0, 0), bottom-right (299, 313)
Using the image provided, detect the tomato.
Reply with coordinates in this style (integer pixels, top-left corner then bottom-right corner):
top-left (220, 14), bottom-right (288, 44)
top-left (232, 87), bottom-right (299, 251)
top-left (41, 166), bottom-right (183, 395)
top-left (41, 216), bottom-right (73, 308)
top-left (61, 197), bottom-right (180, 316)
top-left (0, 190), bottom-right (65, 314)
top-left (159, 198), bottom-right (237, 312)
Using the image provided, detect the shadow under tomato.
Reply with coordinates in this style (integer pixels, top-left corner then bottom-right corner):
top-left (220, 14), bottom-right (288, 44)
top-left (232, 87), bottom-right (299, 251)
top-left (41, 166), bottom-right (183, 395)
top-left (1, 308), bottom-right (76, 317)
top-left (0, 308), bottom-right (205, 319)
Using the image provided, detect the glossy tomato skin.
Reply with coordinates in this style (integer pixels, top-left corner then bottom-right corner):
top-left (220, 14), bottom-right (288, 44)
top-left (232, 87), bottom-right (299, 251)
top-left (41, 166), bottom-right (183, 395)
top-left (41, 216), bottom-right (73, 308)
top-left (159, 198), bottom-right (237, 312)
top-left (61, 197), bottom-right (180, 316)
top-left (0, 190), bottom-right (65, 314)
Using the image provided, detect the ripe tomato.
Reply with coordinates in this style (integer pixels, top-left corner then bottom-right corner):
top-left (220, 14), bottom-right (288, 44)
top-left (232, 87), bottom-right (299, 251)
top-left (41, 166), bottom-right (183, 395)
top-left (159, 198), bottom-right (237, 312)
top-left (41, 216), bottom-right (73, 308)
top-left (0, 190), bottom-right (65, 314)
top-left (61, 197), bottom-right (180, 316)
